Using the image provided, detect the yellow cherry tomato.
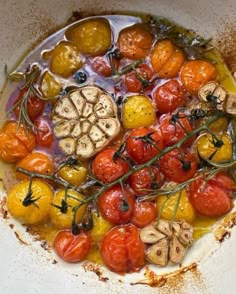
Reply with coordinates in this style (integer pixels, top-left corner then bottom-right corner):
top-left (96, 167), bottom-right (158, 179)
top-left (65, 18), bottom-right (112, 56)
top-left (7, 180), bottom-right (53, 225)
top-left (40, 71), bottom-right (62, 98)
top-left (90, 213), bottom-right (113, 243)
top-left (58, 165), bottom-right (87, 187)
top-left (50, 189), bottom-right (87, 229)
top-left (43, 41), bottom-right (83, 77)
top-left (156, 188), bottom-right (196, 223)
top-left (196, 132), bottom-right (232, 163)
top-left (122, 95), bottom-right (156, 129)
top-left (209, 116), bottom-right (229, 132)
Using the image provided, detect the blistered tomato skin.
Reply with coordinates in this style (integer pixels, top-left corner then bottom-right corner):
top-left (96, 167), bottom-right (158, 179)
top-left (126, 127), bottom-right (164, 164)
top-left (101, 224), bottom-right (145, 273)
top-left (189, 173), bottom-right (234, 217)
top-left (90, 213), bottom-right (113, 243)
top-left (91, 56), bottom-right (113, 77)
top-left (92, 147), bottom-right (130, 184)
top-left (65, 18), bottom-right (112, 56)
top-left (180, 60), bottom-right (218, 94)
top-left (34, 117), bottom-right (54, 148)
top-left (58, 165), bottom-right (87, 187)
top-left (98, 185), bottom-right (135, 225)
top-left (40, 70), bottom-right (62, 98)
top-left (118, 23), bottom-right (153, 60)
top-left (151, 40), bottom-right (185, 78)
top-left (7, 180), bottom-right (53, 225)
top-left (53, 230), bottom-right (91, 263)
top-left (153, 80), bottom-right (186, 113)
top-left (131, 202), bottom-right (157, 228)
top-left (122, 95), bottom-right (156, 129)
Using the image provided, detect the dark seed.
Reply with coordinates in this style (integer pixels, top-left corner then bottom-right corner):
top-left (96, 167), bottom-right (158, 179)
top-left (74, 71), bottom-right (87, 84)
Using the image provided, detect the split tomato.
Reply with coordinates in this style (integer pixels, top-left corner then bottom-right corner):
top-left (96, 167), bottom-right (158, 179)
top-left (34, 117), bottom-right (54, 148)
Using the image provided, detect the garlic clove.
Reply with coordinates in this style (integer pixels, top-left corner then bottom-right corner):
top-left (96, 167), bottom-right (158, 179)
top-left (146, 239), bottom-right (169, 266)
top-left (169, 235), bottom-right (186, 264)
top-left (140, 226), bottom-right (166, 244)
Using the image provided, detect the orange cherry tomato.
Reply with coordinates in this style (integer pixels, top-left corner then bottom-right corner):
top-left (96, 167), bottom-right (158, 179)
top-left (131, 201), bottom-right (157, 228)
top-left (124, 64), bottom-right (154, 92)
top-left (128, 166), bottom-right (164, 196)
top-left (0, 121), bottom-right (36, 163)
top-left (126, 127), bottom-right (164, 164)
top-left (101, 224), bottom-right (145, 273)
top-left (118, 23), bottom-right (153, 60)
top-left (98, 185), bottom-right (135, 225)
top-left (92, 147), bottom-right (130, 184)
top-left (180, 60), bottom-right (218, 94)
top-left (53, 230), bottom-right (91, 263)
top-left (34, 116), bottom-right (54, 148)
top-left (153, 79), bottom-right (186, 113)
top-left (151, 40), bottom-right (185, 78)
top-left (16, 152), bottom-right (55, 180)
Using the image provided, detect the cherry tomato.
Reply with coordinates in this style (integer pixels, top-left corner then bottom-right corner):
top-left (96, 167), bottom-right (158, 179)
top-left (98, 185), bottom-right (135, 224)
top-left (124, 64), bottom-right (153, 92)
top-left (117, 23), bottom-right (153, 60)
top-left (159, 113), bottom-right (194, 147)
top-left (153, 80), bottom-right (186, 113)
top-left (160, 148), bottom-right (197, 183)
top-left (189, 173), bottom-right (234, 217)
top-left (13, 88), bottom-right (45, 121)
top-left (16, 152), bottom-right (55, 180)
top-left (34, 117), bottom-right (54, 148)
top-left (92, 147), bottom-right (130, 184)
top-left (101, 224), bottom-right (145, 273)
top-left (180, 60), bottom-right (218, 94)
top-left (128, 166), bottom-right (164, 196)
top-left (58, 164), bottom-right (87, 187)
top-left (126, 127), bottom-right (164, 164)
top-left (151, 40), bottom-right (185, 78)
top-left (131, 201), bottom-right (157, 228)
top-left (91, 56), bottom-right (120, 77)
top-left (53, 230), bottom-right (91, 263)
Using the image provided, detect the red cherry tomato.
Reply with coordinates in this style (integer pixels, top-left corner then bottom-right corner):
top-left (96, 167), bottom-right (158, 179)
top-left (35, 116), bottom-right (54, 147)
top-left (126, 127), bottom-right (164, 164)
top-left (131, 201), bottom-right (157, 228)
top-left (153, 80), bottom-right (186, 113)
top-left (189, 173), bottom-right (235, 217)
top-left (159, 113), bottom-right (194, 147)
top-left (91, 56), bottom-right (113, 77)
top-left (124, 64), bottom-right (153, 92)
top-left (160, 148), bottom-right (197, 183)
top-left (98, 185), bottom-right (135, 224)
top-left (101, 224), bottom-right (145, 273)
top-left (14, 88), bottom-right (45, 121)
top-left (53, 230), bottom-right (91, 263)
top-left (92, 147), bottom-right (130, 184)
top-left (128, 166), bottom-right (164, 196)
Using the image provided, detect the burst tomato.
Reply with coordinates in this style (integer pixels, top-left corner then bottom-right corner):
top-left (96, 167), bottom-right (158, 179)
top-left (53, 230), bottom-right (91, 263)
top-left (128, 166), bottom-right (163, 196)
top-left (126, 127), bottom-right (164, 164)
top-left (131, 201), bottom-right (157, 228)
top-left (160, 148), bottom-right (197, 183)
top-left (101, 224), bottom-right (145, 273)
top-left (90, 56), bottom-right (119, 77)
top-left (98, 185), bottom-right (135, 224)
top-left (34, 117), bottom-right (54, 148)
top-left (189, 173), bottom-right (235, 217)
top-left (92, 147), bottom-right (130, 184)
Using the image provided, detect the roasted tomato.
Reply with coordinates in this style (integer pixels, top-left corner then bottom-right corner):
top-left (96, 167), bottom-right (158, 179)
top-left (13, 88), bottom-right (45, 121)
top-left (0, 121), bottom-right (36, 162)
top-left (90, 213), bottom-right (113, 243)
top-left (128, 166), bottom-right (164, 196)
top-left (153, 80), bottom-right (186, 113)
top-left (180, 60), bottom-right (218, 94)
top-left (92, 147), bottom-right (130, 184)
top-left (58, 164), bottom-right (88, 187)
top-left (160, 148), bottom-right (197, 183)
top-left (126, 127), bottom-right (164, 164)
top-left (91, 56), bottom-right (113, 77)
top-left (159, 113), bottom-right (194, 147)
top-left (53, 230), bottom-right (91, 263)
top-left (124, 64), bottom-right (153, 92)
top-left (101, 224), bottom-right (145, 273)
top-left (16, 152), bottom-right (55, 180)
top-left (7, 180), bottom-right (53, 225)
top-left (131, 201), bottom-right (157, 228)
top-left (151, 40), bottom-right (185, 78)
top-left (40, 70), bottom-right (62, 98)
top-left (34, 117), bottom-right (54, 148)
top-left (189, 173), bottom-right (235, 217)
top-left (98, 185), bottom-right (135, 224)
top-left (117, 23), bottom-right (153, 60)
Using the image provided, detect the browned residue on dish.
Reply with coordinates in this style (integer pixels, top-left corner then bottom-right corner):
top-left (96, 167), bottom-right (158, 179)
top-left (14, 231), bottom-right (29, 246)
top-left (0, 196), bottom-right (8, 219)
top-left (82, 261), bottom-right (109, 282)
top-left (214, 211), bottom-right (236, 242)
